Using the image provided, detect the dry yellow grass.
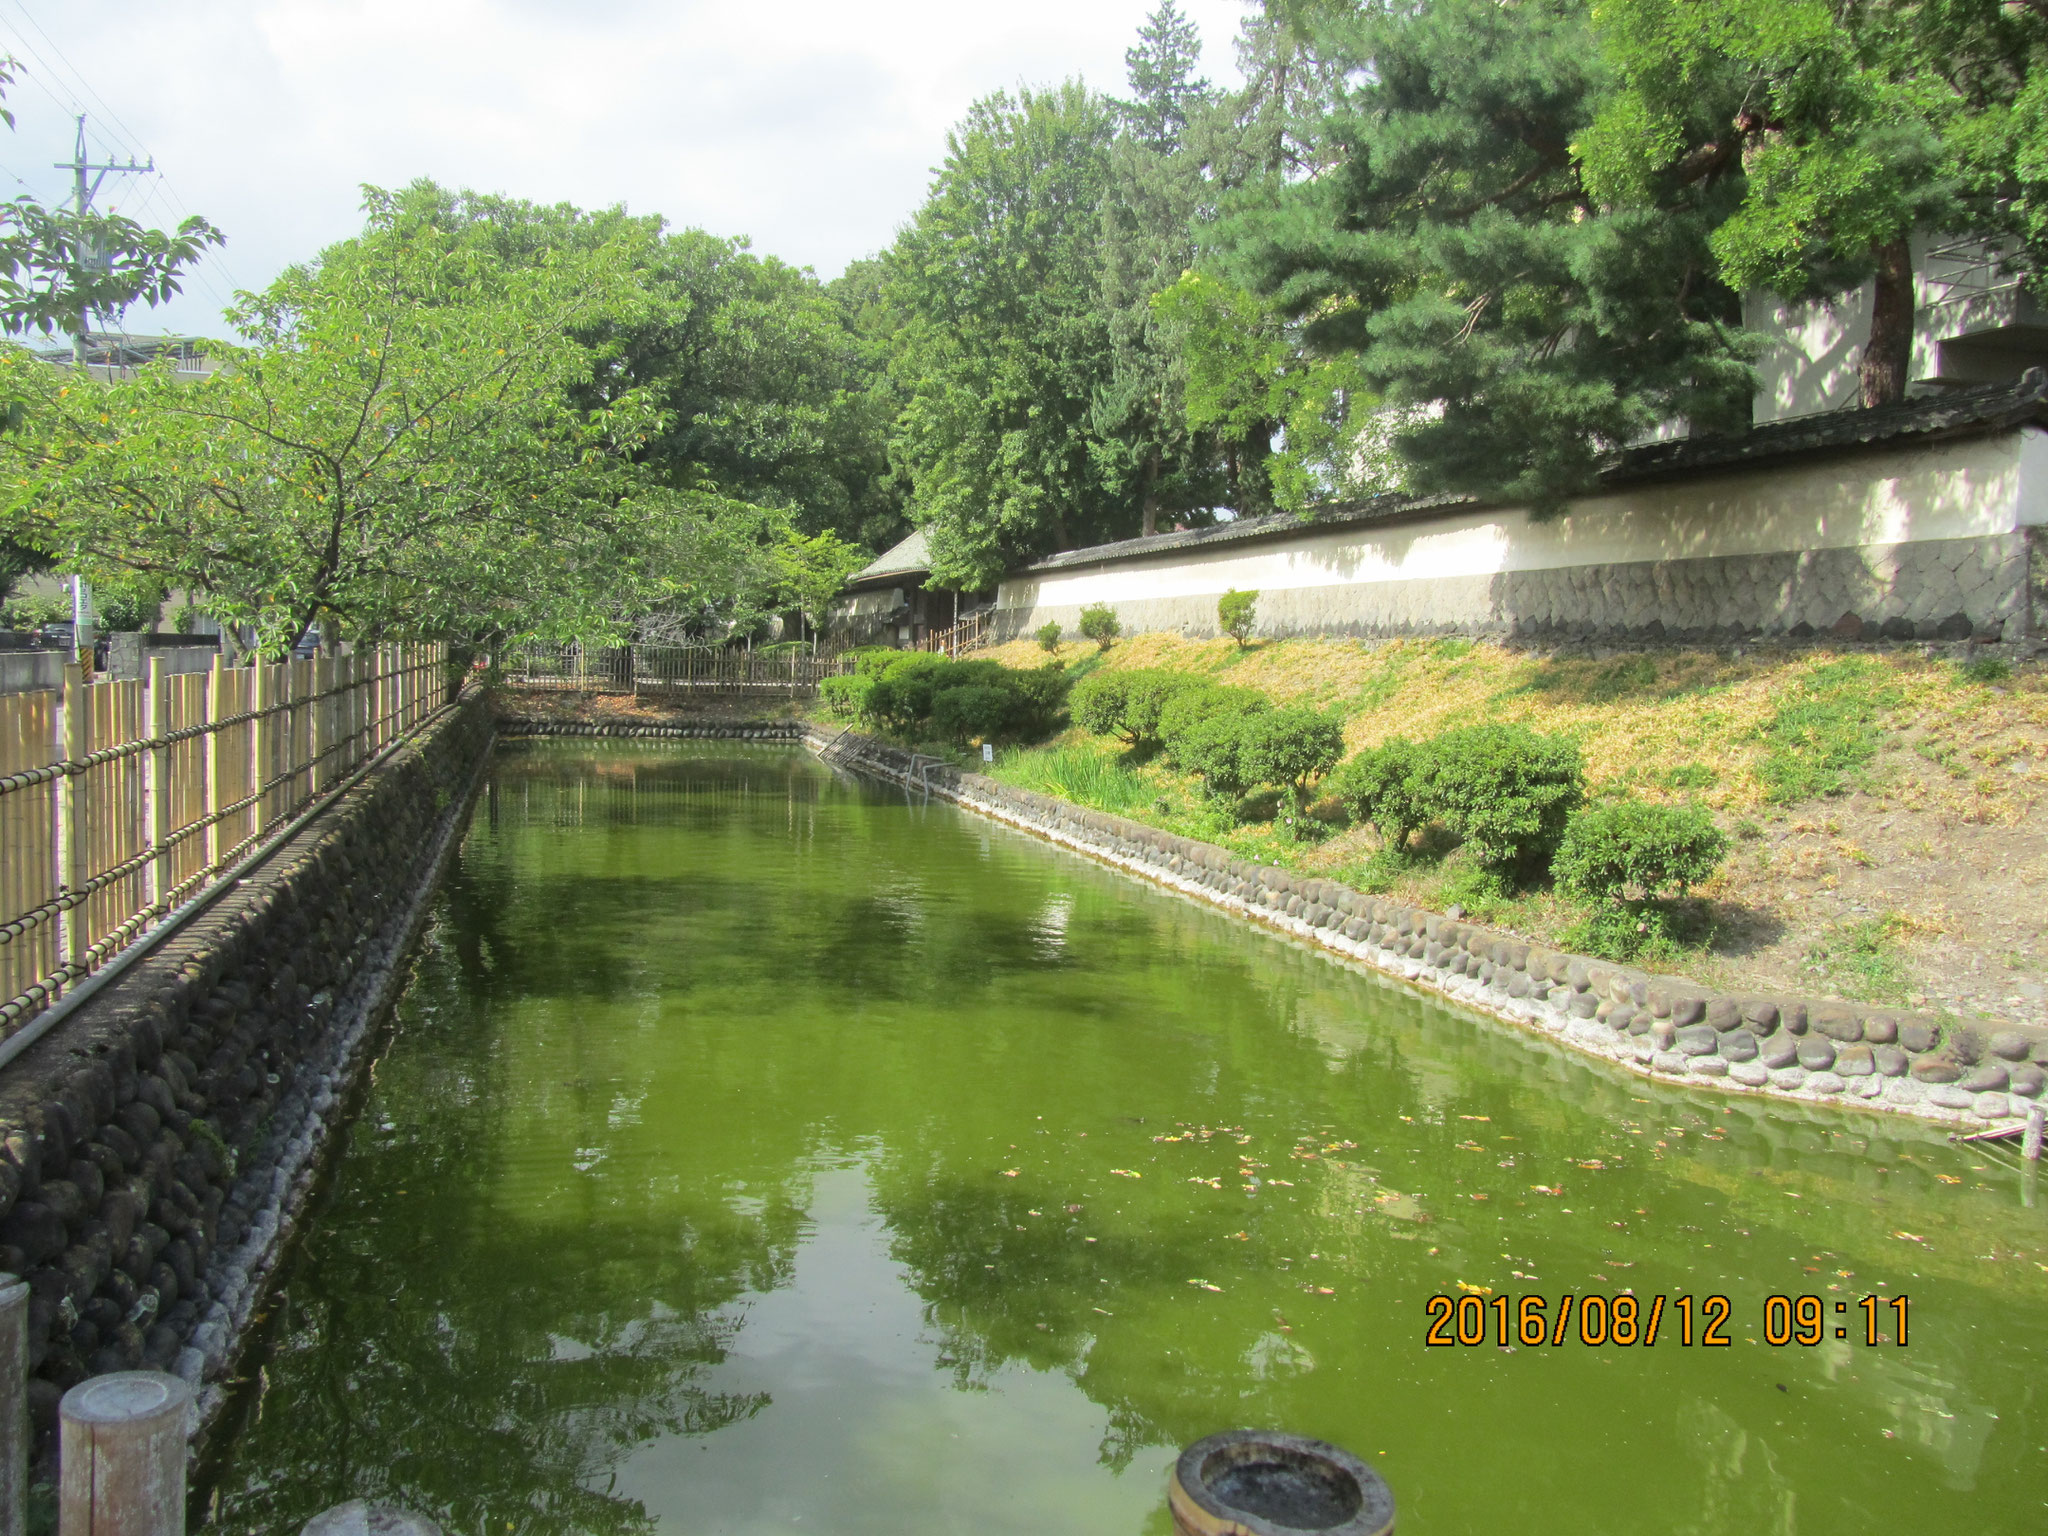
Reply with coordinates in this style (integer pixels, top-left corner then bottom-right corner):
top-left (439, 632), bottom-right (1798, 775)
top-left (990, 632), bottom-right (2048, 820)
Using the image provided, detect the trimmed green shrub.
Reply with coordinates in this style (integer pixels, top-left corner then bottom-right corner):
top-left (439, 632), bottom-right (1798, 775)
top-left (1238, 707), bottom-right (1345, 809)
top-left (1170, 713), bottom-right (1260, 799)
top-left (1035, 620), bottom-right (1062, 653)
top-left (1553, 800), bottom-right (1729, 902)
top-left (844, 647), bottom-right (903, 677)
top-left (860, 653), bottom-right (1070, 742)
top-left (1218, 588), bottom-right (1258, 648)
top-left (1071, 668), bottom-right (1206, 747)
top-left (1079, 603), bottom-right (1121, 651)
top-left (818, 673), bottom-right (874, 719)
top-left (1070, 671), bottom-right (1137, 740)
top-left (1961, 655), bottom-right (2012, 685)
top-left (1158, 684), bottom-right (1266, 758)
top-left (1159, 685), bottom-right (1269, 798)
top-left (999, 664), bottom-right (1073, 739)
top-left (1329, 737), bottom-right (1428, 850)
top-left (1410, 723), bottom-right (1584, 874)
top-left (862, 652), bottom-right (961, 729)
top-left (932, 684), bottom-right (1015, 743)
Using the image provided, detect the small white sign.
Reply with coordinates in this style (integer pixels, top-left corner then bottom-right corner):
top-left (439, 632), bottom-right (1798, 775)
top-left (981, 743), bottom-right (994, 763)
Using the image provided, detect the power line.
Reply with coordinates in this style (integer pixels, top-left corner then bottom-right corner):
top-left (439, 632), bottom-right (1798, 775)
top-left (1, 0), bottom-right (151, 164)
top-left (0, 4), bottom-right (241, 321)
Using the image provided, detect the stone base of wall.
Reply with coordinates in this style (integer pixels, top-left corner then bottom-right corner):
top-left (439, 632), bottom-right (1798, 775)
top-left (997, 533), bottom-right (2031, 646)
top-left (0, 694), bottom-right (493, 1467)
top-left (811, 728), bottom-right (2047, 1133)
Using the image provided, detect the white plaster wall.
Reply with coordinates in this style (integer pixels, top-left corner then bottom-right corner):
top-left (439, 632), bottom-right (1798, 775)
top-left (999, 434), bottom-right (2029, 614)
top-left (1749, 235), bottom-right (2040, 424)
top-left (2020, 426), bottom-right (2048, 526)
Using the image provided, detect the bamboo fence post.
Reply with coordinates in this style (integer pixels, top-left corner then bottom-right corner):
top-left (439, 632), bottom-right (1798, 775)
top-left (202, 656), bottom-right (224, 874)
top-left (146, 656), bottom-right (169, 918)
top-left (58, 665), bottom-right (85, 979)
top-left (0, 1276), bottom-right (26, 1536)
top-left (58, 1372), bottom-right (193, 1536)
top-left (250, 660), bottom-right (272, 838)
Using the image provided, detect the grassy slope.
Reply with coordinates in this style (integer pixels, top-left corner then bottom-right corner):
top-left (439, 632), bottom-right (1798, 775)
top-left (958, 634), bottom-right (2048, 1023)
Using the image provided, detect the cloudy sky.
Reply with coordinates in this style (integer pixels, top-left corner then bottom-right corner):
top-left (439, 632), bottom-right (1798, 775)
top-left (1, 0), bottom-right (1253, 341)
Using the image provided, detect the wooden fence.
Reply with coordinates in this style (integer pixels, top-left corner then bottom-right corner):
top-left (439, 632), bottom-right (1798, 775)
top-left (0, 644), bottom-right (449, 1035)
top-left (499, 643), bottom-right (852, 695)
top-left (923, 610), bottom-right (992, 657)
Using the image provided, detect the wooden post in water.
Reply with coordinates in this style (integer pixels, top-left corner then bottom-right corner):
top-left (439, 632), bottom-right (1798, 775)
top-left (2024, 1102), bottom-right (2046, 1163)
top-left (0, 1276), bottom-right (28, 1536)
top-left (58, 1372), bottom-right (193, 1536)
top-left (300, 1501), bottom-right (442, 1535)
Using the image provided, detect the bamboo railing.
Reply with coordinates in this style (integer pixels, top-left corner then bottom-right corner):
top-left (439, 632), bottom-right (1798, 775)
top-left (923, 610), bottom-right (992, 657)
top-left (499, 643), bottom-right (852, 695)
top-left (0, 644), bottom-right (447, 1035)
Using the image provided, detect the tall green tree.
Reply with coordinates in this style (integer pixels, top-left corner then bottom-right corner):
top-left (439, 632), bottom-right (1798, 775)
top-left (1210, 0), bottom-right (1757, 512)
top-left (386, 182), bottom-right (904, 552)
top-left (1577, 0), bottom-right (2036, 406)
top-left (1097, 2), bottom-right (1229, 536)
top-left (0, 191), bottom-right (678, 654)
top-left (887, 83), bottom-right (1126, 587)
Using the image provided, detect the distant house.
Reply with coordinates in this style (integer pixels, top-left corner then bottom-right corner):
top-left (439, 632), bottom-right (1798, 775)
top-left (831, 529), bottom-right (987, 649)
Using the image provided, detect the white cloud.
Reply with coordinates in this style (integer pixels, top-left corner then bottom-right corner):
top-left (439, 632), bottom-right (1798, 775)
top-left (0, 0), bottom-right (1252, 338)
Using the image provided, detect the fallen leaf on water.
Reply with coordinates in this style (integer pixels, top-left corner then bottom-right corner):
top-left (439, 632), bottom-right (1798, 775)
top-left (1230, 1231), bottom-right (1249, 1240)
top-left (1111, 1169), bottom-right (1141, 1179)
top-left (1315, 1286), bottom-right (1336, 1295)
top-left (1578, 1160), bottom-right (1606, 1170)
top-left (1189, 1177), bottom-right (1222, 1189)
top-left (1459, 1115), bottom-right (1491, 1121)
top-left (1893, 1231), bottom-right (1926, 1242)
top-left (1936, 1175), bottom-right (1961, 1184)
top-left (1530, 1185), bottom-right (1563, 1196)
top-left (1470, 1193), bottom-right (1490, 1201)
top-left (1456, 1281), bottom-right (1492, 1295)
top-left (1002, 1169), bottom-right (1020, 1178)
top-left (1188, 1279), bottom-right (1223, 1291)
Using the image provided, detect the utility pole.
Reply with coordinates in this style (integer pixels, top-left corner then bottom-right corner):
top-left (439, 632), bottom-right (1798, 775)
top-left (55, 115), bottom-right (154, 365)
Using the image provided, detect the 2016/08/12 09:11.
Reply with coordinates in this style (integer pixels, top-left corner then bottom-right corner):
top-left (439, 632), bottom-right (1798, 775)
top-left (1424, 1293), bottom-right (1911, 1348)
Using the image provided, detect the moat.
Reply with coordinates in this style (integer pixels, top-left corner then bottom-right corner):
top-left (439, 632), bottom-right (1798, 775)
top-left (203, 741), bottom-right (2048, 1534)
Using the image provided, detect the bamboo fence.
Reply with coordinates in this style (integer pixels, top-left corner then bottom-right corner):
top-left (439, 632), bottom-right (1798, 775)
top-left (500, 643), bottom-right (852, 696)
top-left (0, 644), bottom-right (448, 1036)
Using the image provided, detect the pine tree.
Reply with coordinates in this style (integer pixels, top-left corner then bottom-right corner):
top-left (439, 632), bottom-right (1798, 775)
top-left (1099, 3), bottom-right (1228, 536)
top-left (1209, 0), bottom-right (1756, 513)
top-left (1117, 1), bottom-right (1211, 149)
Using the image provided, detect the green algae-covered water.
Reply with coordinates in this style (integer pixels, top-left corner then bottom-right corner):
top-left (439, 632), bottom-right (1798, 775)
top-left (204, 742), bottom-right (2048, 1535)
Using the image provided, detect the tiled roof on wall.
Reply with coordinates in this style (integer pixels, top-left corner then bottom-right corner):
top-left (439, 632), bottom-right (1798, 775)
top-left (1017, 371), bottom-right (2048, 576)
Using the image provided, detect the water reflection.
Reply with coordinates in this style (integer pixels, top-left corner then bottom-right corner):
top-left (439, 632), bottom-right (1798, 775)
top-left (204, 744), bottom-right (2048, 1535)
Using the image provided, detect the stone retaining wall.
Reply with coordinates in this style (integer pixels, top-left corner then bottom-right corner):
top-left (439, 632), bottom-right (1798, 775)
top-left (0, 692), bottom-right (493, 1464)
top-left (811, 727), bottom-right (2048, 1133)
